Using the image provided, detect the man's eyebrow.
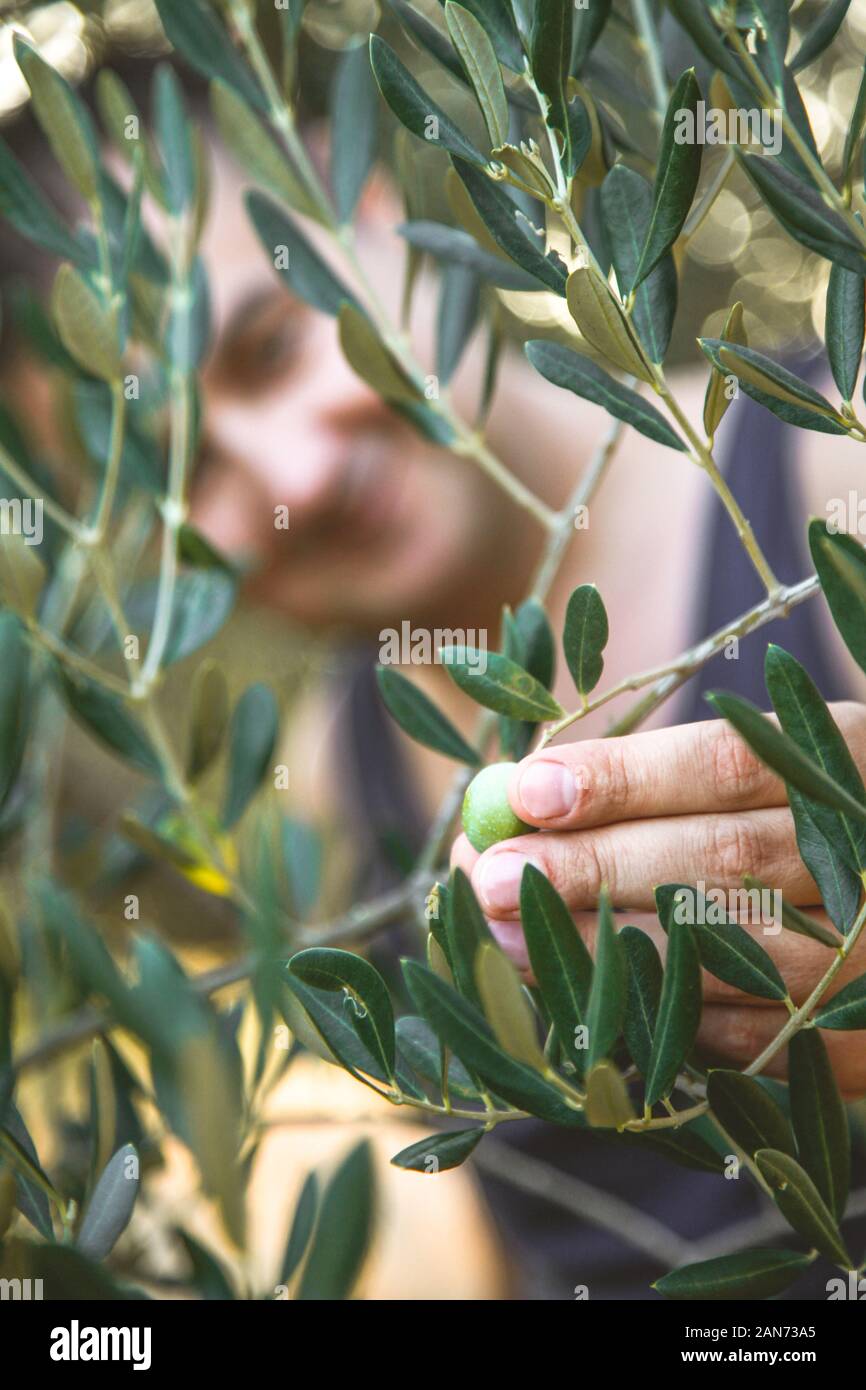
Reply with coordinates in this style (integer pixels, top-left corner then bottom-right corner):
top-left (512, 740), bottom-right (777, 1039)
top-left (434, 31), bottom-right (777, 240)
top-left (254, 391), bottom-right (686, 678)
top-left (221, 286), bottom-right (292, 341)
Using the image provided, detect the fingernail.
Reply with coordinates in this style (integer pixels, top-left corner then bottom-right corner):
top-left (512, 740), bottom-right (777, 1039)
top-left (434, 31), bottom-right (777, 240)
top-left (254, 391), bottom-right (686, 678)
top-left (479, 851), bottom-right (532, 913)
top-left (517, 760), bottom-right (578, 820)
top-left (489, 920), bottom-right (530, 973)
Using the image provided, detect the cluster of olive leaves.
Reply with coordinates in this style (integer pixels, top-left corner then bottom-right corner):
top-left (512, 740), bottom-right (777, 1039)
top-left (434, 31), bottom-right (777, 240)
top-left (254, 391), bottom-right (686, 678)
top-left (0, 9), bottom-right (380, 1300)
top-left (1, 0), bottom-right (866, 1303)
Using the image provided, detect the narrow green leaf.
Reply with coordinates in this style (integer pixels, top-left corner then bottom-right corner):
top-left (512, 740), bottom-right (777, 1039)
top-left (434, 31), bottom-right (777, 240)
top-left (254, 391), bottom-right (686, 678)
top-left (789, 1030), bottom-right (850, 1221)
top-left (296, 1140), bottom-right (375, 1300)
top-left (520, 864), bottom-right (593, 1076)
top-left (620, 926), bottom-right (663, 1079)
top-left (566, 268), bottom-right (652, 380)
top-left (331, 44), bottom-right (379, 223)
top-left (153, 0), bottom-right (266, 112)
top-left (525, 340), bottom-right (686, 450)
top-left (791, 0), bottom-right (852, 71)
top-left (76, 1144), bottom-right (139, 1260)
top-left (571, 0), bottom-right (613, 75)
top-left (563, 583), bottom-right (609, 697)
top-left (221, 683), bottom-right (279, 829)
top-left (437, 262), bottom-right (481, 384)
top-left (645, 890), bottom-right (702, 1106)
top-left (743, 876), bottom-right (840, 949)
top-left (289, 948), bottom-right (396, 1081)
top-left (660, 883), bottom-right (788, 1002)
top-left (56, 669), bottom-right (161, 778)
top-left (0, 138), bottom-right (88, 264)
top-left (842, 59), bottom-right (866, 191)
top-left (15, 39), bottom-right (99, 200)
top-left (530, 0), bottom-right (572, 142)
top-left (706, 1069), bottom-right (796, 1158)
top-left (766, 645), bottom-right (866, 880)
top-left (153, 64), bottom-right (193, 213)
top-left (738, 151), bottom-right (866, 276)
top-left (187, 660), bottom-right (230, 782)
top-left (655, 1248), bottom-right (815, 1301)
top-left (706, 690), bottom-right (866, 824)
top-left (403, 961), bottom-right (583, 1124)
top-left (600, 164), bottom-right (677, 364)
top-left (441, 645), bottom-right (564, 721)
top-left (395, 1015), bottom-right (481, 1102)
top-left (814, 975), bottom-right (866, 1031)
top-left (370, 36), bottom-right (486, 165)
top-left (699, 339), bottom-right (848, 434)
top-left (755, 1148), bottom-right (851, 1267)
top-left (632, 69), bottom-right (703, 290)
top-left (0, 614), bottom-right (30, 809)
top-left (211, 81), bottom-right (319, 220)
top-left (339, 302), bottom-right (421, 404)
top-left (703, 302), bottom-right (746, 438)
top-left (585, 890), bottom-right (626, 1069)
top-left (246, 191), bottom-right (359, 316)
top-left (52, 266), bottom-right (121, 382)
top-left (452, 158), bottom-right (569, 295)
top-left (392, 1127), bottom-right (483, 1172)
top-left (585, 1059), bottom-right (636, 1129)
top-left (809, 520), bottom-right (866, 680)
top-left (826, 257), bottom-right (865, 404)
top-left (443, 0), bottom-right (525, 73)
top-left (476, 940), bottom-right (545, 1069)
top-left (445, 868), bottom-right (494, 1012)
top-left (376, 667), bottom-right (479, 765)
top-left (280, 1171), bottom-right (318, 1285)
top-left (399, 220), bottom-right (542, 290)
top-left (446, 2), bottom-right (509, 149)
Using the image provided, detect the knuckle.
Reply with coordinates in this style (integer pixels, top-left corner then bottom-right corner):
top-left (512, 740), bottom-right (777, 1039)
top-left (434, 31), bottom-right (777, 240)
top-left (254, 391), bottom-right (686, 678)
top-left (704, 723), bottom-right (765, 806)
top-left (702, 815), bottom-right (763, 884)
top-left (588, 740), bottom-right (633, 817)
top-left (560, 834), bottom-right (606, 902)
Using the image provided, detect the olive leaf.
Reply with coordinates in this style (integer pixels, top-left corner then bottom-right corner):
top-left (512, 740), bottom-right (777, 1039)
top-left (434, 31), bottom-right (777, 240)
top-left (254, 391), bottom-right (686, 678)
top-left (703, 302), bottom-right (746, 439)
top-left (657, 883), bottom-right (788, 1003)
top-left (280, 1171), bottom-right (318, 1286)
top-left (584, 890), bottom-right (626, 1070)
top-left (600, 164), bottom-right (677, 365)
top-left (15, 38), bottom-right (99, 202)
top-left (403, 961), bottom-right (583, 1124)
top-left (826, 256), bottom-right (865, 404)
top-left (445, 2), bottom-right (509, 150)
top-left (392, 1127), bottom-right (484, 1172)
top-left (706, 690), bottom-right (866, 823)
top-left (654, 1248), bottom-right (815, 1301)
top-left (475, 941), bottom-right (546, 1069)
top-left (743, 876), bottom-right (840, 949)
top-left (152, 0), bottom-right (266, 113)
top-left (339, 303), bottom-right (421, 404)
top-left (211, 81), bottom-right (319, 220)
top-left (221, 683), bottom-right (279, 829)
top-left (52, 266), bottom-right (121, 382)
top-left (395, 1015), bottom-right (481, 1102)
top-left (571, 0), bottom-right (613, 77)
top-left (755, 1148), bottom-right (851, 1267)
top-left (444, 868), bottom-right (495, 1012)
top-left (738, 151), bottom-right (866, 276)
top-left (0, 137), bottom-right (89, 265)
top-left (585, 1059), bottom-right (636, 1129)
top-left (566, 268), bottom-right (652, 381)
top-left (791, 0), bottom-right (852, 72)
top-left (563, 583), bottom-right (609, 697)
top-left (187, 660), bottom-right (230, 782)
top-left (525, 340), bottom-right (686, 450)
top-left (296, 1140), bottom-right (375, 1300)
top-left (76, 1144), bottom-right (139, 1261)
top-left (698, 339), bottom-right (849, 434)
top-left (809, 520), bottom-right (866, 680)
top-left (246, 191), bottom-right (360, 316)
top-left (441, 645), bottom-right (564, 720)
top-left (619, 927), bottom-right (663, 1080)
top-left (631, 69), bottom-right (703, 292)
top-left (437, 263), bottom-right (481, 383)
top-left (814, 975), bottom-right (866, 1031)
top-left (399, 221), bottom-right (542, 290)
top-left (451, 158), bottom-right (569, 294)
top-left (529, 0), bottom-right (572, 146)
top-left (289, 948), bottom-right (396, 1082)
top-left (520, 864), bottom-right (593, 1076)
top-left (706, 1070), bottom-right (796, 1159)
top-left (55, 669), bottom-right (162, 779)
top-left (788, 1030), bottom-right (850, 1221)
top-left (153, 64), bottom-right (193, 214)
top-left (0, 614), bottom-right (30, 809)
top-left (644, 893), bottom-right (702, 1107)
top-left (376, 667), bottom-right (479, 766)
top-left (370, 35), bottom-right (487, 165)
top-left (331, 43), bottom-right (379, 224)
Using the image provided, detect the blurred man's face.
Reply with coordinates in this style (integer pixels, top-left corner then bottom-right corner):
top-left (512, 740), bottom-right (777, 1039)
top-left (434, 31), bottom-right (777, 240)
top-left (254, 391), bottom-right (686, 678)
top-left (192, 149), bottom-right (523, 633)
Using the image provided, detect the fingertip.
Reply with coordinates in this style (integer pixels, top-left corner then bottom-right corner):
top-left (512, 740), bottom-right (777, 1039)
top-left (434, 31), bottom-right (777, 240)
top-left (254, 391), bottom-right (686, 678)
top-left (510, 755), bottom-right (582, 825)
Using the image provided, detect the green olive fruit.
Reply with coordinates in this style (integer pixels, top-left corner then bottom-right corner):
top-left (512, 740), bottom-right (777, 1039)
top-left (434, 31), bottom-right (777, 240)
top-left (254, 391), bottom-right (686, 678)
top-left (462, 762), bottom-right (533, 853)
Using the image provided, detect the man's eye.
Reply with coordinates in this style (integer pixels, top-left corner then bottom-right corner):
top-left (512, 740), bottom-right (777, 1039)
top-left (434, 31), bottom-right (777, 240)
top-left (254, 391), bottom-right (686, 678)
top-left (217, 308), bottom-right (303, 393)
